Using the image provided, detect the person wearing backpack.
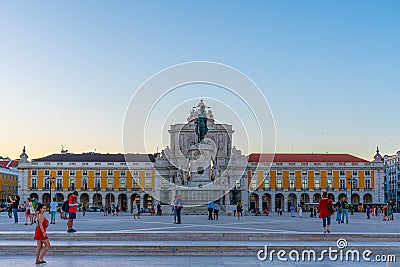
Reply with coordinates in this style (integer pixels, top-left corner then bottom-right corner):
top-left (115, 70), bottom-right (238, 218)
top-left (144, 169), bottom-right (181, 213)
top-left (67, 191), bottom-right (79, 233)
top-left (62, 200), bottom-right (69, 220)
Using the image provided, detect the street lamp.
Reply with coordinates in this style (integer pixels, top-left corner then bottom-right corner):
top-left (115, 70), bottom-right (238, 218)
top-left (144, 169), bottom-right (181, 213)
top-left (347, 176), bottom-right (353, 215)
top-left (302, 178), bottom-right (307, 210)
top-left (46, 176), bottom-right (56, 205)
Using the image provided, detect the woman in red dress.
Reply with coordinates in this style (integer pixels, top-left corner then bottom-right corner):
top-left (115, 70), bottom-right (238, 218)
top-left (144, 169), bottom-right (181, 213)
top-left (318, 191), bottom-right (334, 234)
top-left (34, 203), bottom-right (50, 264)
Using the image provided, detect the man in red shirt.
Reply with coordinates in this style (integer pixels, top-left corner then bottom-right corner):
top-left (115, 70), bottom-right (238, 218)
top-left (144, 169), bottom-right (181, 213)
top-left (67, 191), bottom-right (78, 233)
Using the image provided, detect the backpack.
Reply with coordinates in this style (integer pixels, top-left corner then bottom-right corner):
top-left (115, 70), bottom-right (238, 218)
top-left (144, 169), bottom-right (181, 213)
top-left (62, 200), bottom-right (69, 213)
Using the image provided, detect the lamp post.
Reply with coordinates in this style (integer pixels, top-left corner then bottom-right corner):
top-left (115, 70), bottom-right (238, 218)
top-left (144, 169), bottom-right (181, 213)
top-left (347, 176), bottom-right (353, 215)
top-left (302, 178), bottom-right (307, 210)
top-left (46, 176), bottom-right (56, 205)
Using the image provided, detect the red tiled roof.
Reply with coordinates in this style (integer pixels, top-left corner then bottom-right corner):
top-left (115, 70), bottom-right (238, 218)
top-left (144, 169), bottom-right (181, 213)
top-left (0, 160), bottom-right (19, 168)
top-left (248, 153), bottom-right (369, 163)
top-left (33, 153), bottom-right (156, 162)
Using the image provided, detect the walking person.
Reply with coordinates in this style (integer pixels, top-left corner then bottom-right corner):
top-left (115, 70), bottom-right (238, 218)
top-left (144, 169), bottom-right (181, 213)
top-left (366, 205), bottom-right (371, 219)
top-left (290, 204), bottom-right (295, 217)
top-left (172, 196), bottom-right (177, 224)
top-left (157, 203), bottom-right (162, 216)
top-left (233, 203), bottom-right (237, 217)
top-left (207, 200), bottom-right (214, 220)
top-left (175, 194), bottom-right (183, 224)
top-left (49, 198), bottom-right (58, 224)
top-left (25, 198), bottom-right (35, 225)
top-left (67, 191), bottom-right (78, 233)
top-left (213, 202), bottom-right (220, 220)
top-left (336, 202), bottom-right (342, 224)
top-left (34, 203), bottom-right (50, 264)
top-left (9, 195), bottom-right (20, 224)
top-left (132, 202), bottom-right (140, 220)
top-left (340, 196), bottom-right (349, 224)
top-left (318, 192), bottom-right (334, 234)
top-left (298, 206), bottom-right (303, 218)
top-left (237, 202), bottom-right (243, 220)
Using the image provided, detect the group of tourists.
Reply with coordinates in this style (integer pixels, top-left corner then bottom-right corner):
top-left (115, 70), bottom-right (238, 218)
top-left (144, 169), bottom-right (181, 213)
top-left (207, 200), bottom-right (221, 220)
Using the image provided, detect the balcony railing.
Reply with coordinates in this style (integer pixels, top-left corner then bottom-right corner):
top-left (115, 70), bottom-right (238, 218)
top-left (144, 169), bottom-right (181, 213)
top-left (106, 187), bottom-right (114, 191)
top-left (276, 187), bottom-right (283, 191)
top-left (119, 187), bottom-right (127, 191)
top-left (352, 187), bottom-right (359, 191)
top-left (364, 188), bottom-right (372, 191)
top-left (289, 187), bottom-right (296, 191)
top-left (263, 187), bottom-right (271, 191)
top-left (94, 186), bottom-right (101, 191)
top-left (314, 187), bottom-right (321, 190)
top-left (43, 187), bottom-right (50, 190)
top-left (56, 186), bottom-right (63, 191)
top-left (68, 186), bottom-right (76, 191)
top-left (81, 186), bottom-right (88, 191)
top-left (301, 187), bottom-right (309, 190)
top-left (30, 186), bottom-right (37, 190)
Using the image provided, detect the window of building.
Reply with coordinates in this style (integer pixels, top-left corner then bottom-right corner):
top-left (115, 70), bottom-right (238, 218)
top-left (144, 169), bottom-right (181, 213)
top-left (108, 170), bottom-right (113, 176)
top-left (82, 170), bottom-right (88, 176)
top-left (161, 179), bottom-right (168, 190)
top-left (340, 170), bottom-right (345, 176)
top-left (236, 178), bottom-right (241, 189)
top-left (107, 178), bottom-right (113, 189)
top-left (315, 179), bottom-right (320, 189)
top-left (145, 178), bottom-right (152, 189)
top-left (365, 179), bottom-right (371, 189)
top-left (57, 162), bottom-right (63, 166)
top-left (340, 179), bottom-right (345, 189)
top-left (44, 179), bottom-right (50, 190)
top-left (44, 170), bottom-right (50, 176)
top-left (302, 179), bottom-right (308, 189)
top-left (365, 170), bottom-right (370, 176)
top-left (95, 170), bottom-right (101, 176)
top-left (289, 171), bottom-right (295, 176)
top-left (108, 162), bottom-right (114, 166)
top-left (31, 170), bottom-right (37, 176)
top-left (289, 163), bottom-right (295, 166)
top-left (250, 179), bottom-right (257, 190)
top-left (82, 162), bottom-right (88, 166)
top-left (264, 179), bottom-right (270, 189)
top-left (301, 163), bottom-right (308, 166)
top-left (57, 170), bottom-right (62, 176)
top-left (327, 178), bottom-right (333, 189)
top-left (121, 170), bottom-right (126, 176)
top-left (70, 170), bottom-right (75, 176)
top-left (69, 178), bottom-right (76, 190)
top-left (315, 171), bottom-right (320, 176)
top-left (277, 170), bottom-right (282, 176)
top-left (120, 178), bottom-right (126, 189)
top-left (95, 162), bottom-right (101, 165)
top-left (277, 179), bottom-right (283, 189)
top-left (95, 178), bottom-right (101, 190)
top-left (352, 170), bottom-right (358, 176)
top-left (327, 170), bottom-right (332, 176)
top-left (289, 179), bottom-right (295, 189)
top-left (133, 178), bottom-right (139, 189)
top-left (302, 170), bottom-right (307, 176)
top-left (56, 179), bottom-right (62, 190)
top-left (352, 179), bottom-right (358, 189)
top-left (82, 178), bottom-right (88, 190)
top-left (145, 170), bottom-right (151, 177)
top-left (69, 162), bottom-right (76, 166)
top-left (133, 170), bottom-right (139, 176)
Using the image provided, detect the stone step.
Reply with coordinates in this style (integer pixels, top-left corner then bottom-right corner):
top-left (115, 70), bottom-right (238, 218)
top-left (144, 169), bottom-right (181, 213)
top-left (1, 231), bottom-right (399, 242)
top-left (1, 240), bottom-right (399, 256)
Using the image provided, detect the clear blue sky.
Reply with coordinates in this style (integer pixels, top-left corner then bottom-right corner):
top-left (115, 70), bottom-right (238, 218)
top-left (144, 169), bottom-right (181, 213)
top-left (1, 1), bottom-right (399, 160)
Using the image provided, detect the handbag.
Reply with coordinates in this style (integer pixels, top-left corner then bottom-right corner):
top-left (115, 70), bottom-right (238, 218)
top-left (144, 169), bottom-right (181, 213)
top-left (328, 203), bottom-right (334, 214)
top-left (30, 206), bottom-right (35, 214)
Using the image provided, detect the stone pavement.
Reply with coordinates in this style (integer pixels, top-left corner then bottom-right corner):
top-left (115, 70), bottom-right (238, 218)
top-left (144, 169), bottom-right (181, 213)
top-left (1, 211), bottom-right (399, 266)
top-left (0, 255), bottom-right (399, 267)
top-left (1, 211), bottom-right (398, 233)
